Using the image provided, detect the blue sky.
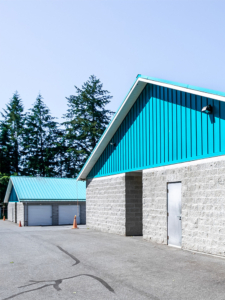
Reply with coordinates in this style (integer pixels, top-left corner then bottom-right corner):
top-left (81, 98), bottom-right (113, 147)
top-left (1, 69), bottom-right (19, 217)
top-left (0, 0), bottom-right (225, 122)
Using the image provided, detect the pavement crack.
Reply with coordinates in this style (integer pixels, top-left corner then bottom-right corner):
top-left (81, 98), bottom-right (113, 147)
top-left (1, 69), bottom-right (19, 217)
top-left (3, 274), bottom-right (115, 299)
top-left (2, 246), bottom-right (115, 299)
top-left (53, 279), bottom-right (62, 291)
top-left (57, 245), bottom-right (80, 266)
top-left (2, 284), bottom-right (53, 300)
top-left (79, 274), bottom-right (115, 293)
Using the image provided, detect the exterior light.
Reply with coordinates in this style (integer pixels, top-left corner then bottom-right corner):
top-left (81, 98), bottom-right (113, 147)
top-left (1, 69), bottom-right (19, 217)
top-left (110, 142), bottom-right (116, 147)
top-left (202, 104), bottom-right (213, 114)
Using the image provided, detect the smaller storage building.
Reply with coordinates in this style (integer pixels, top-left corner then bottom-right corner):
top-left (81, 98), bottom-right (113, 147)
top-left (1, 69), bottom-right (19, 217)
top-left (4, 176), bottom-right (86, 226)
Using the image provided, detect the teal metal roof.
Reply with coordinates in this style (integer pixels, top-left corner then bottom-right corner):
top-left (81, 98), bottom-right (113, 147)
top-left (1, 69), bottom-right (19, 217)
top-left (4, 176), bottom-right (86, 202)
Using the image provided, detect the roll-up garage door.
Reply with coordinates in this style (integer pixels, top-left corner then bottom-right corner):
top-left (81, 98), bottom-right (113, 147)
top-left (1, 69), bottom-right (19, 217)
top-left (28, 205), bottom-right (52, 226)
top-left (58, 205), bottom-right (80, 225)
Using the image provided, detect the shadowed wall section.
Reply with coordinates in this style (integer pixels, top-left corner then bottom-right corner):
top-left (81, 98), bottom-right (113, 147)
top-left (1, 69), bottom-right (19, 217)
top-left (126, 173), bottom-right (142, 236)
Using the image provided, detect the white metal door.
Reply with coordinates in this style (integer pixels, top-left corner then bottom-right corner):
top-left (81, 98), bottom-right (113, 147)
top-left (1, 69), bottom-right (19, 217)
top-left (167, 182), bottom-right (182, 247)
top-left (28, 205), bottom-right (52, 226)
top-left (58, 205), bottom-right (80, 225)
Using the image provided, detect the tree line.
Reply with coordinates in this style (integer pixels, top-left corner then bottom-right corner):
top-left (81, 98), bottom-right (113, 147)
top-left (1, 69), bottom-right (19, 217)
top-left (0, 75), bottom-right (114, 202)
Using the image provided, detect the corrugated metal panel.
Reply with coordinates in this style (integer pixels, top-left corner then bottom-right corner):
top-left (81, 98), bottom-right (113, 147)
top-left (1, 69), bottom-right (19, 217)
top-left (88, 83), bottom-right (225, 178)
top-left (9, 177), bottom-right (86, 201)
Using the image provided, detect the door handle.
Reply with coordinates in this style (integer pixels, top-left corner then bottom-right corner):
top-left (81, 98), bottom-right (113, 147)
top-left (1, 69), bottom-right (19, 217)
top-left (177, 216), bottom-right (182, 220)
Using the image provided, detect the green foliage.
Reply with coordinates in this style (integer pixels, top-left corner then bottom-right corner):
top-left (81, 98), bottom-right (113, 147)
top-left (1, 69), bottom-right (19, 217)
top-left (0, 75), bottom-right (113, 201)
top-left (22, 94), bottom-right (59, 177)
top-left (0, 173), bottom-right (10, 203)
top-left (0, 121), bottom-right (11, 175)
top-left (1, 92), bottom-right (24, 174)
top-left (63, 75), bottom-right (114, 176)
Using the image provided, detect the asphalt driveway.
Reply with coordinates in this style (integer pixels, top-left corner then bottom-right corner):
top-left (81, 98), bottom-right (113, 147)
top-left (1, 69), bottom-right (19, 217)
top-left (1, 220), bottom-right (225, 300)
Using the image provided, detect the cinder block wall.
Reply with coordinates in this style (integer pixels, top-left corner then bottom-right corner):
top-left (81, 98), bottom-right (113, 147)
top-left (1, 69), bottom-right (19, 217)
top-left (17, 202), bottom-right (24, 225)
top-left (143, 155), bottom-right (225, 256)
top-left (7, 202), bottom-right (16, 222)
top-left (126, 173), bottom-right (142, 236)
top-left (86, 173), bottom-right (143, 236)
top-left (86, 174), bottom-right (126, 235)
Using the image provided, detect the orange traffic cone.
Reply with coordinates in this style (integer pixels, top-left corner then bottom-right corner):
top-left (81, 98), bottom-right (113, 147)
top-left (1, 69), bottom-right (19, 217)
top-left (19, 221), bottom-right (22, 227)
top-left (3, 216), bottom-right (5, 221)
top-left (72, 215), bottom-right (79, 229)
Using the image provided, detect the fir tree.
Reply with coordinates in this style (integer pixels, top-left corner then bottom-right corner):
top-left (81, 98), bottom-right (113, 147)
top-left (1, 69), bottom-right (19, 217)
top-left (0, 123), bottom-right (11, 202)
top-left (63, 75), bottom-right (114, 176)
top-left (22, 94), bottom-right (59, 177)
top-left (0, 173), bottom-right (10, 203)
top-left (0, 121), bottom-right (11, 175)
top-left (1, 92), bottom-right (25, 174)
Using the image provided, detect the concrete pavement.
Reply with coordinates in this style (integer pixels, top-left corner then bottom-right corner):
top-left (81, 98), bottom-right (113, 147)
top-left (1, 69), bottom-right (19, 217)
top-left (1, 220), bottom-right (225, 300)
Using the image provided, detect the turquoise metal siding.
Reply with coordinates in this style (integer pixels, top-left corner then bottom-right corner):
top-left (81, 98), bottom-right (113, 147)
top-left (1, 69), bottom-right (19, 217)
top-left (88, 83), bottom-right (225, 178)
top-left (9, 186), bottom-right (19, 202)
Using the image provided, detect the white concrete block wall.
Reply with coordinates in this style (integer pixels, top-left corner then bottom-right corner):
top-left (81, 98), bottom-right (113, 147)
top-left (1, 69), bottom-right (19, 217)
top-left (17, 202), bottom-right (24, 226)
top-left (143, 155), bottom-right (225, 256)
top-left (7, 202), bottom-right (16, 222)
top-left (86, 174), bottom-right (126, 235)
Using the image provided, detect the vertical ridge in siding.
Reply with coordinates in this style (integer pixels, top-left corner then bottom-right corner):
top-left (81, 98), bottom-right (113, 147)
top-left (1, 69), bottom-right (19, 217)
top-left (181, 92), bottom-right (186, 160)
top-left (221, 101), bottom-right (225, 151)
top-left (164, 88), bottom-right (169, 163)
top-left (177, 91), bottom-right (182, 161)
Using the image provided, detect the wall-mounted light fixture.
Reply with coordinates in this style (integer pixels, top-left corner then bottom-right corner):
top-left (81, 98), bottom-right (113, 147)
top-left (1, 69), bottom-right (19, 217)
top-left (110, 142), bottom-right (116, 147)
top-left (202, 104), bottom-right (213, 114)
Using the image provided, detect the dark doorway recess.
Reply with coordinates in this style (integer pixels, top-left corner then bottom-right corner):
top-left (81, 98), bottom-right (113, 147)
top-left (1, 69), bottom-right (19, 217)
top-left (125, 172), bottom-right (143, 236)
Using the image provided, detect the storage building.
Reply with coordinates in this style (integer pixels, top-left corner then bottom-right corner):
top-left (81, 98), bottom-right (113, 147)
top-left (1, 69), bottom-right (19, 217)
top-left (77, 75), bottom-right (225, 256)
top-left (4, 176), bottom-right (86, 226)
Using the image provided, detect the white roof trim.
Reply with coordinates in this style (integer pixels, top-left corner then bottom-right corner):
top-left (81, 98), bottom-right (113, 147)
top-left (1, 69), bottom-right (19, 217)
top-left (4, 179), bottom-right (12, 203)
top-left (77, 77), bottom-right (225, 180)
top-left (139, 78), bottom-right (225, 102)
top-left (4, 178), bottom-right (21, 203)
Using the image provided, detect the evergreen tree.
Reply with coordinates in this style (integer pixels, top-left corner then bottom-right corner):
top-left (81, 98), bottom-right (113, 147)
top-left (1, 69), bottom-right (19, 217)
top-left (63, 75), bottom-right (114, 176)
top-left (1, 92), bottom-right (25, 174)
top-left (0, 123), bottom-right (11, 202)
top-left (0, 173), bottom-right (10, 203)
top-left (54, 130), bottom-right (68, 178)
top-left (22, 94), bottom-right (59, 176)
top-left (0, 121), bottom-right (11, 175)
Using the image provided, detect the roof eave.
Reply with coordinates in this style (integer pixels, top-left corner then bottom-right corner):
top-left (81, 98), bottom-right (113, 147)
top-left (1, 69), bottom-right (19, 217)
top-left (3, 179), bottom-right (12, 203)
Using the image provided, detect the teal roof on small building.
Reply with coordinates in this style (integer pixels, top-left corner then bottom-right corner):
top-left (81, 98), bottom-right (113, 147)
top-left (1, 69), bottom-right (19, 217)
top-left (4, 176), bottom-right (86, 202)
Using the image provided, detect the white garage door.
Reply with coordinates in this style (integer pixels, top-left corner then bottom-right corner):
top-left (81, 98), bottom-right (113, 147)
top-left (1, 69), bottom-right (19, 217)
top-left (28, 205), bottom-right (52, 226)
top-left (58, 205), bottom-right (80, 225)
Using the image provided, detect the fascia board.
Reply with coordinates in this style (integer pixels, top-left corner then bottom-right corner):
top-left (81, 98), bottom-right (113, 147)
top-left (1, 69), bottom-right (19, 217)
top-left (4, 178), bottom-right (21, 203)
top-left (3, 179), bottom-right (12, 203)
top-left (139, 77), bottom-right (225, 102)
